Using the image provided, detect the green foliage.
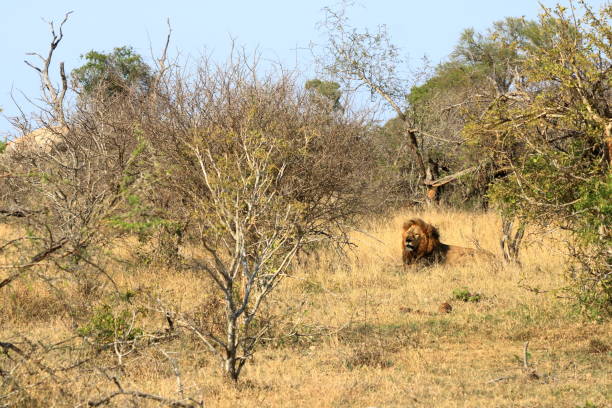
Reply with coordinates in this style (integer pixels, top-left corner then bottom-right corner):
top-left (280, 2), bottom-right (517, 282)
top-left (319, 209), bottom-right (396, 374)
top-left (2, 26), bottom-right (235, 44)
top-left (487, 143), bottom-right (603, 222)
top-left (453, 17), bottom-right (542, 90)
top-left (409, 16), bottom-right (541, 108)
top-left (468, 3), bottom-right (611, 319)
top-left (107, 193), bottom-right (169, 235)
top-left (574, 288), bottom-right (611, 323)
top-left (0, 140), bottom-right (6, 154)
top-left (305, 78), bottom-right (342, 110)
top-left (573, 174), bottom-right (611, 245)
top-left (71, 46), bottom-right (151, 96)
top-left (408, 62), bottom-right (487, 107)
top-left (452, 287), bottom-right (481, 303)
top-left (105, 137), bottom-right (175, 237)
top-left (576, 402), bottom-right (599, 408)
top-left (78, 304), bottom-right (142, 345)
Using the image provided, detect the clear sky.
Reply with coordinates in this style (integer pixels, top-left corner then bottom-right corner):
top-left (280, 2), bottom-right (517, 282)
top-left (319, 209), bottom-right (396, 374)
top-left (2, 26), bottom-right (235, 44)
top-left (1, 0), bottom-right (608, 137)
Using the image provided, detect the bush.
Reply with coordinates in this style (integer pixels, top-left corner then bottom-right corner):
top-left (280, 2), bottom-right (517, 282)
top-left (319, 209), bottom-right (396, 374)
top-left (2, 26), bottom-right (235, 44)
top-left (465, 3), bottom-right (611, 319)
top-left (78, 305), bottom-right (142, 345)
top-left (452, 287), bottom-right (481, 303)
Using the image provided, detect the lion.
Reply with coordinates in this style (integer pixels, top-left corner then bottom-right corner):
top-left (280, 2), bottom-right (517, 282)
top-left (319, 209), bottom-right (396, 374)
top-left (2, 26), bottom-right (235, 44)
top-left (402, 218), bottom-right (493, 268)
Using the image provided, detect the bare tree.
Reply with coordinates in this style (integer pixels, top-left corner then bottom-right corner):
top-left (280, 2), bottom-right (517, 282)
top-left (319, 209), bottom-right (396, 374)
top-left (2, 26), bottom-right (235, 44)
top-left (500, 218), bottom-right (525, 265)
top-left (175, 134), bottom-right (305, 381)
top-left (23, 11), bottom-right (73, 127)
top-left (316, 4), bottom-right (479, 203)
top-left (137, 51), bottom-right (375, 381)
top-left (0, 11), bottom-right (151, 317)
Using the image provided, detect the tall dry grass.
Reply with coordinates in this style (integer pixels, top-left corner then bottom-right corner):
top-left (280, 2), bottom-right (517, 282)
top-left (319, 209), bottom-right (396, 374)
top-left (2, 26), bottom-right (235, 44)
top-left (1, 209), bottom-right (610, 407)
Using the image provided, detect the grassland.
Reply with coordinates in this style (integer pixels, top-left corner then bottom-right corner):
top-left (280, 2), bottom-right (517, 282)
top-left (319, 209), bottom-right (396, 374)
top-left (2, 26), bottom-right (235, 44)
top-left (1, 209), bottom-right (610, 407)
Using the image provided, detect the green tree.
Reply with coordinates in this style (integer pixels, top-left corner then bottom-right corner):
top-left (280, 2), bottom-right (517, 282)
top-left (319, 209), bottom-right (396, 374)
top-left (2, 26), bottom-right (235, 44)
top-left (305, 78), bottom-right (342, 110)
top-left (408, 16), bottom-right (543, 133)
top-left (453, 17), bottom-right (542, 92)
top-left (401, 17), bottom-right (542, 211)
top-left (71, 46), bottom-right (151, 96)
top-left (467, 2), bottom-right (611, 318)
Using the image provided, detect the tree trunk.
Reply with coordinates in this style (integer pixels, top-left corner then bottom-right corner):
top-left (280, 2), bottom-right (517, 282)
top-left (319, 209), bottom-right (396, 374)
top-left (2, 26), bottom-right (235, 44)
top-left (425, 159), bottom-right (441, 205)
top-left (604, 122), bottom-right (612, 169)
top-left (404, 128), bottom-right (438, 204)
top-left (405, 129), bottom-right (427, 180)
top-left (426, 186), bottom-right (438, 203)
top-left (224, 314), bottom-right (240, 382)
top-left (500, 217), bottom-right (525, 265)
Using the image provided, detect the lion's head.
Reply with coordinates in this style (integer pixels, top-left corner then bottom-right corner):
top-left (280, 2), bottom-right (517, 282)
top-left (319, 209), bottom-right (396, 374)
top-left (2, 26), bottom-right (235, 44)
top-left (402, 218), bottom-right (440, 264)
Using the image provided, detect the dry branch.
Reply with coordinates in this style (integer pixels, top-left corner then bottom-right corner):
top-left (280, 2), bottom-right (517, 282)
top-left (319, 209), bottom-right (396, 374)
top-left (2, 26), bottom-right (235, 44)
top-left (0, 240), bottom-right (66, 290)
top-left (424, 166), bottom-right (479, 187)
top-left (87, 390), bottom-right (202, 407)
top-left (24, 11), bottom-right (73, 126)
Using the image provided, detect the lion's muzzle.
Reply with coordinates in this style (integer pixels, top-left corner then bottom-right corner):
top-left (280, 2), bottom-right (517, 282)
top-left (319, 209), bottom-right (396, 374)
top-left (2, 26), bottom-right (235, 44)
top-left (405, 238), bottom-right (417, 251)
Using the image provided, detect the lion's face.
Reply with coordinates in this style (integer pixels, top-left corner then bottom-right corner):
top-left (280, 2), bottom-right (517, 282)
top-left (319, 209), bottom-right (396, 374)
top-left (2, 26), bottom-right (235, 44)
top-left (403, 224), bottom-right (425, 254)
top-left (402, 218), bottom-right (441, 265)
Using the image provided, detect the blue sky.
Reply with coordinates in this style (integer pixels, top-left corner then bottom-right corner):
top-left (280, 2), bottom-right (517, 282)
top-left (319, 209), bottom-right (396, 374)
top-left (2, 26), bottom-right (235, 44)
top-left (1, 0), bottom-right (608, 137)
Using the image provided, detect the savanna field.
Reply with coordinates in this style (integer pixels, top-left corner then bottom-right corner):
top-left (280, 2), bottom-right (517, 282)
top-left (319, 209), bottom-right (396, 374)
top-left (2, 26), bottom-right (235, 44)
top-left (1, 3), bottom-right (610, 406)
top-left (1, 209), bottom-right (609, 407)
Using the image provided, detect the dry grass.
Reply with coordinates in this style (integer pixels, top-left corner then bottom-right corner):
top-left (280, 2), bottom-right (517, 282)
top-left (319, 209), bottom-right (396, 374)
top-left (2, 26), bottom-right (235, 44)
top-left (1, 209), bottom-right (610, 407)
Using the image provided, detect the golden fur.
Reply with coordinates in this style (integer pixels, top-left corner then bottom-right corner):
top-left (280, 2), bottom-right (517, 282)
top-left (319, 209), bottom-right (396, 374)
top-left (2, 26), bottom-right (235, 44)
top-left (402, 218), bottom-right (493, 267)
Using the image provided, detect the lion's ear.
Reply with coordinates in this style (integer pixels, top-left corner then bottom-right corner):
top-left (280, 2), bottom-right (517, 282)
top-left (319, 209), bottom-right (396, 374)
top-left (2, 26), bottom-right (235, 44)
top-left (402, 221), bottom-right (413, 231)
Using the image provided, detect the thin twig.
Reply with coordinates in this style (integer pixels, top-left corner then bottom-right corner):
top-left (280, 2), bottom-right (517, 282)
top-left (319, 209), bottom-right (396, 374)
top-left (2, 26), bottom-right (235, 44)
top-left (486, 375), bottom-right (515, 384)
top-left (87, 390), bottom-right (200, 407)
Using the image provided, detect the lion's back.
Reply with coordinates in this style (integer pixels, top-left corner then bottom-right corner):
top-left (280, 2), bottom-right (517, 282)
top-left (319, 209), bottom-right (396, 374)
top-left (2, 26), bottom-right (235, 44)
top-left (444, 245), bottom-right (494, 265)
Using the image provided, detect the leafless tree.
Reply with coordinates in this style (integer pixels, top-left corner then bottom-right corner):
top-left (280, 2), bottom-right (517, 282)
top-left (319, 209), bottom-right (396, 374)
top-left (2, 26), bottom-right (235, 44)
top-left (315, 3), bottom-right (479, 203)
top-left (136, 51), bottom-right (376, 381)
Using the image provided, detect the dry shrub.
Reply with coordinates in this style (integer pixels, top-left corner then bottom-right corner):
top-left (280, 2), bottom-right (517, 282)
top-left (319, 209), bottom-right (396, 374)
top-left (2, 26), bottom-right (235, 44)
top-left (117, 50), bottom-right (383, 380)
top-left (341, 344), bottom-right (393, 370)
top-left (1, 282), bottom-right (67, 324)
top-left (587, 338), bottom-right (609, 354)
top-left (187, 296), bottom-right (227, 341)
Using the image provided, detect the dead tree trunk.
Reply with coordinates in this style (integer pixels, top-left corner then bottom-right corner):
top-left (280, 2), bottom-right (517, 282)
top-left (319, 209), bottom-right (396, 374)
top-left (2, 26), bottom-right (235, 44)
top-left (424, 158), bottom-right (441, 205)
top-left (500, 217), bottom-right (525, 265)
top-left (404, 127), bottom-right (441, 205)
top-left (424, 166), bottom-right (479, 205)
top-left (604, 122), bottom-right (612, 169)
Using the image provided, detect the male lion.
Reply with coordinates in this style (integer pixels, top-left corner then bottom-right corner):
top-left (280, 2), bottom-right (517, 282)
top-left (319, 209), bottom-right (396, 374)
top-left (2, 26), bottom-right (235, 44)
top-left (402, 218), bottom-right (493, 268)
